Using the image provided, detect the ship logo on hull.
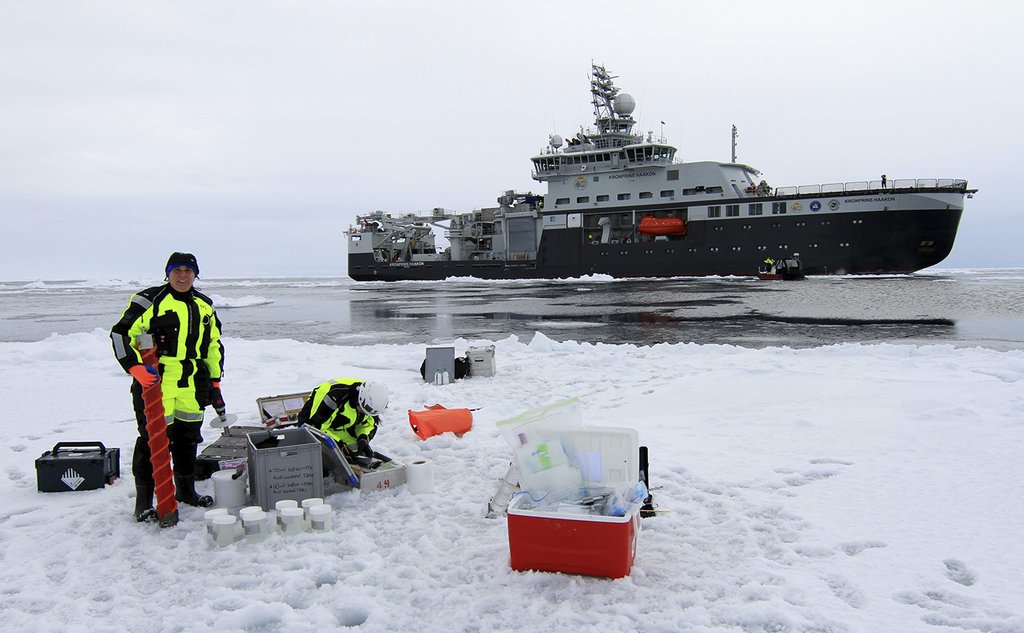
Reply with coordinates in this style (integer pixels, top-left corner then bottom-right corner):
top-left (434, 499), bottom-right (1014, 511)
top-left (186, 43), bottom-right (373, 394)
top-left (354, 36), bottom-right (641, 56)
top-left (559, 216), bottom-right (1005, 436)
top-left (574, 176), bottom-right (589, 190)
top-left (810, 201), bottom-right (822, 212)
top-left (829, 199), bottom-right (841, 211)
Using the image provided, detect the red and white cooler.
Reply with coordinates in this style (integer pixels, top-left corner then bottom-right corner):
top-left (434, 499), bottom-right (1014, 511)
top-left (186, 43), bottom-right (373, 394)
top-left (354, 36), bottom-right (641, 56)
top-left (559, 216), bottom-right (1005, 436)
top-left (506, 426), bottom-right (641, 578)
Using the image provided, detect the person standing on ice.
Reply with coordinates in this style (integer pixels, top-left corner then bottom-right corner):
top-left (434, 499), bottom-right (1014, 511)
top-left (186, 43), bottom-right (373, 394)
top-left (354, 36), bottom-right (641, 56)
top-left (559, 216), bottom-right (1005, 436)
top-left (297, 379), bottom-right (389, 460)
top-left (110, 252), bottom-right (225, 522)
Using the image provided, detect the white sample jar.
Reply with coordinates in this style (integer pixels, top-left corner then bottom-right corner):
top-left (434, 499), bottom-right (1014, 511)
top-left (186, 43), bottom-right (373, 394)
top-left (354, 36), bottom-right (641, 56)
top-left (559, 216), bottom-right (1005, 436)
top-left (204, 508), bottom-right (229, 537)
top-left (308, 504), bottom-right (333, 532)
top-left (301, 498), bottom-right (324, 527)
top-left (279, 506), bottom-right (305, 536)
top-left (241, 509), bottom-right (269, 543)
top-left (275, 499), bottom-right (298, 531)
top-left (212, 514), bottom-right (239, 546)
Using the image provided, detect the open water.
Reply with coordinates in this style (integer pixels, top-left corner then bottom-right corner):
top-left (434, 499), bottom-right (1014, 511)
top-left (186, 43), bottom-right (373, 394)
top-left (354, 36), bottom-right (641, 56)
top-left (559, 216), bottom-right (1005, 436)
top-left (2, 269), bottom-right (1023, 351)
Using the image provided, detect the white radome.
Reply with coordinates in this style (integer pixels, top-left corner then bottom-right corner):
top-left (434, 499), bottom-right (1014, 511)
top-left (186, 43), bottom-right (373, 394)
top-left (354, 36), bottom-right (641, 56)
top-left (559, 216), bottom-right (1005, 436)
top-left (613, 93), bottom-right (636, 115)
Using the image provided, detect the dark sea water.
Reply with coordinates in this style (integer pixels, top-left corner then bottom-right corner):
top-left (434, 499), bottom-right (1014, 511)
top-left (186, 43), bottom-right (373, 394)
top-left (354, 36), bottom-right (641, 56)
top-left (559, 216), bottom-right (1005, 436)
top-left (2, 269), bottom-right (1023, 350)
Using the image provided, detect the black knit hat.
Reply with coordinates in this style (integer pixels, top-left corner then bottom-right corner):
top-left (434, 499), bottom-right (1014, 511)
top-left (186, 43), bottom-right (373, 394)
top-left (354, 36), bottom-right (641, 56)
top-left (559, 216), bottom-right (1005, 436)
top-left (165, 252), bottom-right (199, 278)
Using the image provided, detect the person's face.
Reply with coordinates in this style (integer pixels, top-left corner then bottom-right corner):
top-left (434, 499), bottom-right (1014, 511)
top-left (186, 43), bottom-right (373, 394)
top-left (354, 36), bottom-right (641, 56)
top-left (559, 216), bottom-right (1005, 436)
top-left (168, 266), bottom-right (196, 292)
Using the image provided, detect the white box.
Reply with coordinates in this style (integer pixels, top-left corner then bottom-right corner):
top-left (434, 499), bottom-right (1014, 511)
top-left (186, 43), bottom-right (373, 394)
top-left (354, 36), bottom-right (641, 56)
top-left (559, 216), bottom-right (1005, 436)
top-left (467, 345), bottom-right (496, 377)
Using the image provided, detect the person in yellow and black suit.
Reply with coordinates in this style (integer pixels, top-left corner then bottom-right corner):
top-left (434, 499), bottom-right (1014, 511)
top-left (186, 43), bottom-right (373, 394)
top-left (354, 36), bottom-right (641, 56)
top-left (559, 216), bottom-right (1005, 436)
top-left (110, 252), bottom-right (225, 523)
top-left (297, 379), bottom-right (390, 460)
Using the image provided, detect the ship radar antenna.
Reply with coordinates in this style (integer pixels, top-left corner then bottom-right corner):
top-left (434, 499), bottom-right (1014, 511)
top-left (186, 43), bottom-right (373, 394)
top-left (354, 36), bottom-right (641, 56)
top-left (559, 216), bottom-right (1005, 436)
top-left (589, 63), bottom-right (636, 136)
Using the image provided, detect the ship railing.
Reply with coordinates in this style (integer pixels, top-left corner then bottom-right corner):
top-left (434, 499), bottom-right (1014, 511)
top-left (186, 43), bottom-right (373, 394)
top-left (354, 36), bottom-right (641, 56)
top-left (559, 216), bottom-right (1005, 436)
top-left (774, 178), bottom-right (968, 197)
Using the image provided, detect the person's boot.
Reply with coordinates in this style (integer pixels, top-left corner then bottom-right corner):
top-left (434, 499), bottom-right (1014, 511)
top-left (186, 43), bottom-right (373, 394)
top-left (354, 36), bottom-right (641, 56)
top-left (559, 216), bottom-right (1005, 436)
top-left (134, 484), bottom-right (157, 522)
top-left (173, 473), bottom-right (213, 507)
top-left (170, 425), bottom-right (214, 507)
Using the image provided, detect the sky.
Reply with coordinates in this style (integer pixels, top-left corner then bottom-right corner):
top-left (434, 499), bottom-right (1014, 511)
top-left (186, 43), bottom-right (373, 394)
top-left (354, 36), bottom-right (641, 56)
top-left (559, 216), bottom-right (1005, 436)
top-left (2, 329), bottom-right (1022, 631)
top-left (1, 0), bottom-right (1022, 281)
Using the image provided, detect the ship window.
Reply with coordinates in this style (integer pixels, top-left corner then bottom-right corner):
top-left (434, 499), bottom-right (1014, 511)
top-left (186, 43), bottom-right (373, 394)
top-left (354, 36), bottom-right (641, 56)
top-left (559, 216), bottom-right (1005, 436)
top-left (660, 190), bottom-right (674, 198)
top-left (667, 170), bottom-right (679, 181)
top-left (726, 205), bottom-right (739, 217)
top-left (617, 193), bottom-right (631, 200)
top-left (639, 192), bottom-right (653, 199)
top-left (576, 196), bottom-right (590, 203)
top-left (706, 186), bottom-right (723, 194)
top-left (748, 203), bottom-right (763, 215)
top-left (682, 188), bottom-right (697, 195)
top-left (708, 206), bottom-right (721, 218)
top-left (556, 197), bottom-right (570, 205)
top-left (772, 202), bottom-right (787, 214)
top-left (597, 195), bottom-right (609, 202)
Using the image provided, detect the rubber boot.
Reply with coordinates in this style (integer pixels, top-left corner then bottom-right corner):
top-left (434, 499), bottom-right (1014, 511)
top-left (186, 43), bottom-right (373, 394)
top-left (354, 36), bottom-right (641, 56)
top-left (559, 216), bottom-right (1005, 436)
top-left (169, 422), bottom-right (214, 507)
top-left (173, 473), bottom-right (213, 507)
top-left (134, 484), bottom-right (157, 523)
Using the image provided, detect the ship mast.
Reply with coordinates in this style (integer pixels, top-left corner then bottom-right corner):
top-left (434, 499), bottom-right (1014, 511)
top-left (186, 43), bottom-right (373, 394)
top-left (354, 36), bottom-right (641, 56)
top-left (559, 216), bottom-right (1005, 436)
top-left (590, 64), bottom-right (635, 136)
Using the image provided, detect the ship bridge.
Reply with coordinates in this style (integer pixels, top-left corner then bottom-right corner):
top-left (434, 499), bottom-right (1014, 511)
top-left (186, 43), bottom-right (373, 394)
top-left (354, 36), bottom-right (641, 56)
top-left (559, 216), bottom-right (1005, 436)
top-left (531, 63), bottom-right (677, 182)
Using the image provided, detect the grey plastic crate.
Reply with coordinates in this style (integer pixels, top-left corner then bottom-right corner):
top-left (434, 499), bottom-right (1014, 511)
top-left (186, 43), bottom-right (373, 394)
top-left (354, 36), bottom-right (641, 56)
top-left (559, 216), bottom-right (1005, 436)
top-left (247, 427), bottom-right (324, 510)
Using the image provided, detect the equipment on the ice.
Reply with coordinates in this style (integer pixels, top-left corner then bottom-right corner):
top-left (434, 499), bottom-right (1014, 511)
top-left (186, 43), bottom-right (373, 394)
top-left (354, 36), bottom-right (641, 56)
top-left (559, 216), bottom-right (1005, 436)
top-left (35, 441), bottom-right (120, 493)
top-left (484, 462), bottom-right (520, 518)
top-left (357, 381), bottom-right (389, 416)
top-left (639, 445), bottom-right (656, 518)
top-left (304, 425), bottom-right (359, 487)
top-left (408, 405), bottom-right (473, 440)
top-left (137, 334), bottom-right (178, 527)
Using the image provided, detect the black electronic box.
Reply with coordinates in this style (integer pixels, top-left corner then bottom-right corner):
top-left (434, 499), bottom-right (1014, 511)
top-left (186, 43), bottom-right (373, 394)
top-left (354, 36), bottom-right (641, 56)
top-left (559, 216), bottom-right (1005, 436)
top-left (35, 442), bottom-right (120, 493)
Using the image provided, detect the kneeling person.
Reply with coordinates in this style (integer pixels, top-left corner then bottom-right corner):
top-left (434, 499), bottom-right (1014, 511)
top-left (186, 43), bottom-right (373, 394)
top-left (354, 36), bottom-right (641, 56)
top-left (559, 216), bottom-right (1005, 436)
top-left (298, 379), bottom-right (389, 459)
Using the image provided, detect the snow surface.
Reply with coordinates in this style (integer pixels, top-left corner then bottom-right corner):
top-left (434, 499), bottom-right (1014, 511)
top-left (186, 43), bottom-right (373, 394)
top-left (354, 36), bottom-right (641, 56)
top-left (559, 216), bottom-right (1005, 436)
top-left (2, 330), bottom-right (1023, 633)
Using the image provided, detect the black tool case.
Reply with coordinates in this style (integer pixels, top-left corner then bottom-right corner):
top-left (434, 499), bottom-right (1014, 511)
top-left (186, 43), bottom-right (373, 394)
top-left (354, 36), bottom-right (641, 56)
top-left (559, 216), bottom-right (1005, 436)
top-left (197, 426), bottom-right (263, 480)
top-left (35, 442), bottom-right (120, 492)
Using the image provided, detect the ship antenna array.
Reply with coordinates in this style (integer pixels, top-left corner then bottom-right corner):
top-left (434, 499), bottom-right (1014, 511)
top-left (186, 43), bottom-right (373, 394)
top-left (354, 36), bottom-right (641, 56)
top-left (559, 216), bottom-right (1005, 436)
top-left (590, 63), bottom-right (619, 134)
top-left (731, 124), bottom-right (738, 163)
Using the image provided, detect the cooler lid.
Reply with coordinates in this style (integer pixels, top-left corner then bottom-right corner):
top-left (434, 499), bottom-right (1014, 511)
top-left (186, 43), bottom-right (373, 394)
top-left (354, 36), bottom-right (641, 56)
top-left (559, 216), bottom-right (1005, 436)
top-left (561, 426), bottom-right (639, 488)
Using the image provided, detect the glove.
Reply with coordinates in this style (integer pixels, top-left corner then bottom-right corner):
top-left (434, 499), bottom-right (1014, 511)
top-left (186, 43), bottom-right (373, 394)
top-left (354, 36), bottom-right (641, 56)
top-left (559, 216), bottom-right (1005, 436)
top-left (210, 382), bottom-right (227, 422)
top-left (129, 364), bottom-right (159, 388)
top-left (356, 436), bottom-right (373, 458)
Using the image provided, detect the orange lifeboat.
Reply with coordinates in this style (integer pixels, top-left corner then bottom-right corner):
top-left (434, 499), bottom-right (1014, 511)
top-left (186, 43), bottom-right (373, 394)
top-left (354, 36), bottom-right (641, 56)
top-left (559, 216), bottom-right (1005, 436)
top-left (638, 216), bottom-right (687, 236)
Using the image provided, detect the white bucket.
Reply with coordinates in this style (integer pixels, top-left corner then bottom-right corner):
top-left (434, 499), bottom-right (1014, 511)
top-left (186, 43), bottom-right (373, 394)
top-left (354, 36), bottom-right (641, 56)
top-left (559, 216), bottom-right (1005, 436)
top-left (212, 469), bottom-right (247, 509)
top-left (407, 459), bottom-right (434, 494)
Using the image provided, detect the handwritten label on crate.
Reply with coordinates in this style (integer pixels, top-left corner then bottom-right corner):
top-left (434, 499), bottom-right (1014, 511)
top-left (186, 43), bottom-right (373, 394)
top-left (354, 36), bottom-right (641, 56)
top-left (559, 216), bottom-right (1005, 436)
top-left (266, 462), bottom-right (315, 496)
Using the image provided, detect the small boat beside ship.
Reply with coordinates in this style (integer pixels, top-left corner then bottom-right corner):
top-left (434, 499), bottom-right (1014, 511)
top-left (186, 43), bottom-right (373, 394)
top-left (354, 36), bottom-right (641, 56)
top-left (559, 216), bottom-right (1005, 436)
top-left (347, 64), bottom-right (975, 282)
top-left (757, 257), bottom-right (805, 281)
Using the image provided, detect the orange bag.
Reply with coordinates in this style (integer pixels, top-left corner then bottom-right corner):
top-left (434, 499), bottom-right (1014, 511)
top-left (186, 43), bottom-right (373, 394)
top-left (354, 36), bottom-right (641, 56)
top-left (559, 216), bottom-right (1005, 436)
top-left (408, 405), bottom-right (473, 440)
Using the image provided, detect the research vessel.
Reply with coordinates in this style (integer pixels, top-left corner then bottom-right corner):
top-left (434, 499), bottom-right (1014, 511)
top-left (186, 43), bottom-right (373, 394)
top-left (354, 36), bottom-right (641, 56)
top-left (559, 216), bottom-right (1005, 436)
top-left (347, 64), bottom-right (974, 281)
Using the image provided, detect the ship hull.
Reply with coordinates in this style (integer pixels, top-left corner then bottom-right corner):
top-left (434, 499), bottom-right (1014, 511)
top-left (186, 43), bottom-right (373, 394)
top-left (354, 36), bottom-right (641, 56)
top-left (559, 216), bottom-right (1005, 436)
top-left (348, 206), bottom-right (962, 281)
